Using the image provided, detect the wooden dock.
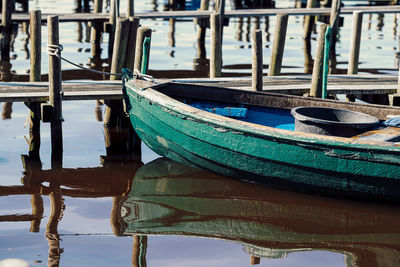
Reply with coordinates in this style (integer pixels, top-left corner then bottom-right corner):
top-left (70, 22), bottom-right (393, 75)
top-left (0, 75), bottom-right (398, 102)
top-left (7, 6), bottom-right (400, 22)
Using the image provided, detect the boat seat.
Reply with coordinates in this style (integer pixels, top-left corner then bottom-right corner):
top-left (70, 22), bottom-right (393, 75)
top-left (351, 126), bottom-right (400, 143)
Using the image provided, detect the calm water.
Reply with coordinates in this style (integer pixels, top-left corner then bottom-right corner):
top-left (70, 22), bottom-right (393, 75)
top-left (1, 0), bottom-right (400, 266)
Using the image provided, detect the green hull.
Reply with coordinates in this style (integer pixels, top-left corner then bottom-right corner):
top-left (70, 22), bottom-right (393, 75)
top-left (123, 79), bottom-right (400, 202)
top-left (121, 158), bottom-right (400, 262)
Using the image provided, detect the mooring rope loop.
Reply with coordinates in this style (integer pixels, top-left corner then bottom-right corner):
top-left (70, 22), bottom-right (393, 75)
top-left (46, 43), bottom-right (155, 82)
top-left (133, 68), bottom-right (154, 82)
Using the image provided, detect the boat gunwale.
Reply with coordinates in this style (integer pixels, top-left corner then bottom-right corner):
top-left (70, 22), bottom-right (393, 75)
top-left (124, 79), bottom-right (400, 152)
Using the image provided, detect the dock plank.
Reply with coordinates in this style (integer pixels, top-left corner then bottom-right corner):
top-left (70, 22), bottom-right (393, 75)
top-left (0, 75), bottom-right (398, 102)
top-left (8, 6), bottom-right (400, 22)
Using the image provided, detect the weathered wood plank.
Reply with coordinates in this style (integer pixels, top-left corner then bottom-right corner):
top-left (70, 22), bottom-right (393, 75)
top-left (7, 6), bottom-right (400, 22)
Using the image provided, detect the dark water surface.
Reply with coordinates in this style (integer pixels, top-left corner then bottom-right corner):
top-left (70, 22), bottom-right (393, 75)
top-left (2, 0), bottom-right (400, 266)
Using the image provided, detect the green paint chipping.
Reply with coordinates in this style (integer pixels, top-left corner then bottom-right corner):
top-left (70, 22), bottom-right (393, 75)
top-left (322, 26), bottom-right (332, 100)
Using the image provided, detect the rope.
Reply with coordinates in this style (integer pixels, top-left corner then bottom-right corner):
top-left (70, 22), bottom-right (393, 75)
top-left (47, 44), bottom-right (121, 76)
top-left (46, 44), bottom-right (154, 82)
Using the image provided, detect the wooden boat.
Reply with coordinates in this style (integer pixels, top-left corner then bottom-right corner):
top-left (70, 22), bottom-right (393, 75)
top-left (121, 158), bottom-right (400, 265)
top-left (122, 76), bottom-right (400, 202)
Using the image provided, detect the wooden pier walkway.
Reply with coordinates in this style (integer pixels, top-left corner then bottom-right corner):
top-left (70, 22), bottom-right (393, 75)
top-left (0, 75), bottom-right (397, 102)
top-left (8, 6), bottom-right (400, 22)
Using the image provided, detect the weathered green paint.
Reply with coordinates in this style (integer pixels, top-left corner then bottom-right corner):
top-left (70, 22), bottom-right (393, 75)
top-left (121, 158), bottom-right (400, 262)
top-left (123, 79), bottom-right (400, 202)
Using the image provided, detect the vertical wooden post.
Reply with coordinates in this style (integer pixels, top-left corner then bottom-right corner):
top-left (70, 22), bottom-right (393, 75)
top-left (168, 18), bottom-right (176, 49)
top-left (110, 18), bottom-right (130, 80)
top-left (30, 10), bottom-right (41, 82)
top-left (125, 17), bottom-right (140, 70)
top-left (127, 0), bottom-right (134, 17)
top-left (1, 0), bottom-right (12, 62)
top-left (195, 0), bottom-right (209, 64)
top-left (210, 13), bottom-right (222, 78)
top-left (310, 24), bottom-right (328, 98)
top-left (134, 26), bottom-right (152, 73)
top-left (104, 17), bottom-right (130, 143)
top-left (303, 0), bottom-right (316, 39)
top-left (48, 16), bottom-right (63, 167)
top-left (268, 14), bottom-right (288, 76)
top-left (252, 29), bottom-right (263, 91)
top-left (94, 0), bottom-right (103, 13)
top-left (348, 11), bottom-right (363, 75)
top-left (91, 0), bottom-right (103, 71)
top-left (254, 17), bottom-right (261, 30)
top-left (28, 10), bottom-right (42, 161)
top-left (330, 0), bottom-right (341, 28)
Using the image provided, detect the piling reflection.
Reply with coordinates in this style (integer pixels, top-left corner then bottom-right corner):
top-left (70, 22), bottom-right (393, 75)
top-left (121, 158), bottom-right (400, 267)
top-left (0, 142), bottom-right (143, 266)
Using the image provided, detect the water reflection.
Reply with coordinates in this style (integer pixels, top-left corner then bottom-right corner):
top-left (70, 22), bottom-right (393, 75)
top-left (1, 150), bottom-right (142, 266)
top-left (121, 158), bottom-right (400, 266)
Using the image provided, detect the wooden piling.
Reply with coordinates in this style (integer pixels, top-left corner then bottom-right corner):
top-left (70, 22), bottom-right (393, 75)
top-left (1, 0), bottom-right (12, 61)
top-left (196, 0), bottom-right (209, 59)
top-left (210, 13), bottom-right (222, 78)
top-left (303, 0), bottom-right (316, 39)
top-left (125, 17), bottom-right (139, 70)
top-left (110, 18), bottom-right (130, 80)
top-left (134, 26), bottom-right (152, 73)
top-left (30, 10), bottom-right (41, 82)
top-left (94, 0), bottom-right (103, 13)
top-left (47, 16), bottom-right (63, 165)
top-left (268, 13), bottom-right (288, 76)
top-left (310, 24), bottom-right (328, 98)
top-left (348, 11), bottom-right (363, 75)
top-left (127, 0), bottom-right (134, 17)
top-left (252, 29), bottom-right (263, 91)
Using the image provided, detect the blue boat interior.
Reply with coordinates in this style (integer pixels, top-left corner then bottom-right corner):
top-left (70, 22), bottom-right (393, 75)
top-left (186, 100), bottom-right (296, 131)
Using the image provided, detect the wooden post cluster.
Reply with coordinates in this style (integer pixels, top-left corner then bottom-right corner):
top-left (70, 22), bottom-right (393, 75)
top-left (210, 13), bottom-right (222, 78)
top-left (268, 14), bottom-right (288, 76)
top-left (104, 20), bottom-right (144, 160)
top-left (348, 11), bottom-right (363, 75)
top-left (252, 29), bottom-right (263, 91)
top-left (310, 24), bottom-right (328, 98)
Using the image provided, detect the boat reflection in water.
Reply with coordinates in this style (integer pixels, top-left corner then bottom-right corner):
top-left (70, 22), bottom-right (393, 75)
top-left (121, 158), bottom-right (400, 266)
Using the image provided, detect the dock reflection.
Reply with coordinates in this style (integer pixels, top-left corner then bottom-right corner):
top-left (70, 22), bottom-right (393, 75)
top-left (121, 158), bottom-right (400, 267)
top-left (0, 153), bottom-right (143, 266)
